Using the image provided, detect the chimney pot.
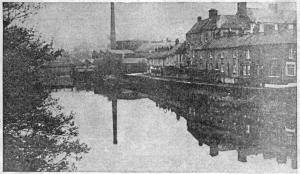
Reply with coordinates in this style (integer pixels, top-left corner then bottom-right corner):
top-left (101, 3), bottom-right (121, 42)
top-left (197, 16), bottom-right (202, 22)
top-left (209, 9), bottom-right (218, 19)
top-left (237, 2), bottom-right (247, 18)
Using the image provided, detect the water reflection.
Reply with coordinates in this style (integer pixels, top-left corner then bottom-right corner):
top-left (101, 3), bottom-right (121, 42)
top-left (148, 86), bottom-right (297, 169)
top-left (95, 80), bottom-right (296, 169)
top-left (112, 95), bottom-right (118, 144)
top-left (54, 80), bottom-right (296, 171)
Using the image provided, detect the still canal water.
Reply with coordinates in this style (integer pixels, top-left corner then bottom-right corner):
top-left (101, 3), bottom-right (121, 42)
top-left (51, 88), bottom-right (296, 172)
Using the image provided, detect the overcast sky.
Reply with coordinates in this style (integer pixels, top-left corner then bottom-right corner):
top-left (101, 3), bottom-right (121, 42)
top-left (24, 2), bottom-right (287, 51)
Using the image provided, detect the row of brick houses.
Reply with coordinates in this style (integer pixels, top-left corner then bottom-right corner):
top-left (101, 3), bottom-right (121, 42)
top-left (146, 2), bottom-right (296, 86)
top-left (192, 30), bottom-right (296, 85)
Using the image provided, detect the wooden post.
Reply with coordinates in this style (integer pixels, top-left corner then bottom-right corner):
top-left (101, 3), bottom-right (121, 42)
top-left (209, 144), bottom-right (219, 157)
top-left (176, 114), bottom-right (180, 121)
top-left (238, 148), bottom-right (247, 162)
top-left (112, 95), bottom-right (118, 144)
top-left (292, 157), bottom-right (297, 169)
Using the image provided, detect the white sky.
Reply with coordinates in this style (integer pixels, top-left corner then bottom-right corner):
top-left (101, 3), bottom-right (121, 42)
top-left (23, 2), bottom-right (292, 51)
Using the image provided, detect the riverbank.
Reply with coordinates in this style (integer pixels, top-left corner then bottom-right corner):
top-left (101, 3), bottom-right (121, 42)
top-left (125, 73), bottom-right (297, 90)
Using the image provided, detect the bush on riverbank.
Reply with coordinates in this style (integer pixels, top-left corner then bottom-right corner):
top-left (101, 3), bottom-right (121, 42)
top-left (94, 51), bottom-right (124, 78)
top-left (3, 2), bottom-right (89, 171)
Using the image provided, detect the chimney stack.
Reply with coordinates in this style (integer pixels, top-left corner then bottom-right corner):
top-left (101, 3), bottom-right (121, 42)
top-left (110, 2), bottom-right (116, 50)
top-left (197, 16), bottom-right (202, 22)
top-left (209, 9), bottom-right (218, 19)
top-left (236, 2), bottom-right (247, 18)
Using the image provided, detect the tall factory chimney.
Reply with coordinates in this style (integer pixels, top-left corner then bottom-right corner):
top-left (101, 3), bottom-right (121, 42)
top-left (110, 2), bottom-right (116, 49)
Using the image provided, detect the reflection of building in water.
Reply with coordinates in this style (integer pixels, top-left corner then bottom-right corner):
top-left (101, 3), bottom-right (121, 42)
top-left (149, 87), bottom-right (296, 169)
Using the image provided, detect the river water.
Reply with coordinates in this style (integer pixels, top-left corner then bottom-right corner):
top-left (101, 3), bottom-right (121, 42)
top-left (51, 89), bottom-right (296, 172)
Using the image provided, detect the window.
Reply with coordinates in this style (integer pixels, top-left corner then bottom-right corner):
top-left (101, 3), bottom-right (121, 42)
top-left (259, 23), bottom-right (264, 32)
top-left (215, 63), bottom-right (219, 70)
top-left (199, 62), bottom-right (203, 69)
top-left (233, 50), bottom-right (238, 59)
top-left (247, 65), bottom-right (251, 75)
top-left (288, 24), bottom-right (294, 30)
top-left (220, 64), bottom-right (225, 73)
top-left (209, 52), bottom-right (213, 59)
top-left (243, 65), bottom-right (250, 76)
top-left (220, 52), bottom-right (224, 59)
top-left (205, 33), bottom-right (209, 42)
top-left (250, 23), bottom-right (255, 33)
top-left (233, 64), bottom-right (238, 74)
top-left (246, 49), bottom-right (250, 59)
top-left (274, 24), bottom-right (278, 31)
top-left (243, 65), bottom-right (247, 75)
top-left (286, 62), bottom-right (296, 76)
top-left (270, 60), bottom-right (281, 77)
top-left (289, 47), bottom-right (295, 59)
top-left (257, 65), bottom-right (263, 76)
top-left (208, 63), bottom-right (213, 70)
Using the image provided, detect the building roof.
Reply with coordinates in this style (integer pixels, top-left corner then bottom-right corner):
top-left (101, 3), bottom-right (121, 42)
top-left (123, 52), bottom-right (150, 58)
top-left (217, 15), bottom-right (250, 29)
top-left (147, 43), bottom-right (183, 59)
top-left (187, 15), bottom-right (250, 35)
top-left (116, 40), bottom-right (148, 51)
top-left (187, 18), bottom-right (214, 35)
top-left (122, 58), bottom-right (147, 64)
top-left (198, 30), bottom-right (296, 50)
top-left (107, 49), bottom-right (134, 55)
top-left (136, 41), bottom-right (175, 53)
top-left (187, 4), bottom-right (296, 35)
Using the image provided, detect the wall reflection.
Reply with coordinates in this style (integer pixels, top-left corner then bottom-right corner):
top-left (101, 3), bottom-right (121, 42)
top-left (149, 86), bottom-right (297, 169)
top-left (92, 78), bottom-right (296, 169)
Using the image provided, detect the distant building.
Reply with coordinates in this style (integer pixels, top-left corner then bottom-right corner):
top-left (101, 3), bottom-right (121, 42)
top-left (135, 40), bottom-right (175, 53)
top-left (105, 49), bottom-right (148, 74)
top-left (106, 39), bottom-right (180, 74)
top-left (116, 40), bottom-right (148, 51)
top-left (146, 40), bottom-right (187, 75)
top-left (122, 57), bottom-right (147, 74)
top-left (107, 49), bottom-right (135, 58)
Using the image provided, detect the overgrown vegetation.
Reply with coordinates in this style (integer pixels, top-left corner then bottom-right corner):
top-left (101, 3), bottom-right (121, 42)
top-left (94, 51), bottom-right (124, 78)
top-left (3, 2), bottom-right (89, 171)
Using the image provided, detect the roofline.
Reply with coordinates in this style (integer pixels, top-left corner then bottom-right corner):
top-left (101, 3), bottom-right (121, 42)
top-left (187, 27), bottom-right (248, 35)
top-left (195, 42), bottom-right (296, 51)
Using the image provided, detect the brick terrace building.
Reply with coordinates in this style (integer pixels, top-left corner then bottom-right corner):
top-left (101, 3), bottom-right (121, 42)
top-left (186, 2), bottom-right (296, 86)
top-left (195, 30), bottom-right (296, 85)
